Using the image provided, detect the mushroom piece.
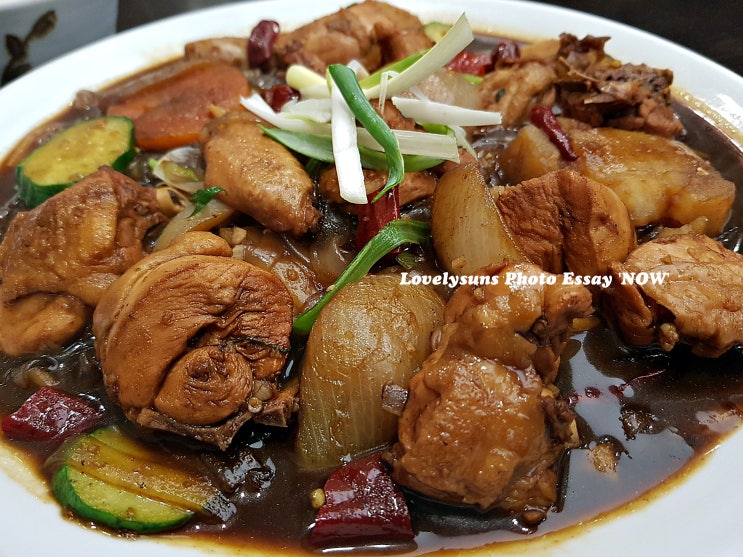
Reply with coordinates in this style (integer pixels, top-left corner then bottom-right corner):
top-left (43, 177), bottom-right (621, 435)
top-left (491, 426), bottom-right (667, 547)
top-left (93, 231), bottom-right (295, 449)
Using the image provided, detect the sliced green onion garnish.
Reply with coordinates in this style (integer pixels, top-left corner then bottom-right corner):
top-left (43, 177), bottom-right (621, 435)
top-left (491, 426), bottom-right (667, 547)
top-left (292, 218), bottom-right (430, 335)
top-left (240, 93), bottom-right (329, 134)
top-left (243, 96), bottom-right (460, 162)
top-left (362, 13), bottom-right (474, 99)
top-left (328, 64), bottom-right (405, 201)
top-left (329, 70), bottom-right (367, 204)
top-left (391, 96), bottom-right (503, 126)
top-left (357, 128), bottom-right (459, 161)
top-left (286, 64), bottom-right (326, 92)
top-left (358, 50), bottom-right (427, 90)
top-left (260, 126), bottom-right (445, 172)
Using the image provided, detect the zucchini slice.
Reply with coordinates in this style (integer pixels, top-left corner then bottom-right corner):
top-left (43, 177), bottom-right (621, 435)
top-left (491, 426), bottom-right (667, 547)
top-left (49, 425), bottom-right (235, 533)
top-left (52, 465), bottom-right (193, 534)
top-left (16, 116), bottom-right (136, 206)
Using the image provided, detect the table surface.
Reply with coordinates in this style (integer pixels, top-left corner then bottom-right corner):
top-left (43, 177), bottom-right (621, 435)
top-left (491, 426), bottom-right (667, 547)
top-left (117, 0), bottom-right (743, 77)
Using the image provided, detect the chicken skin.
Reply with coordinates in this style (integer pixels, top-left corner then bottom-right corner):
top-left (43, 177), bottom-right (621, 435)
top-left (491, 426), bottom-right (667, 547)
top-left (388, 263), bottom-right (591, 512)
top-left (604, 233), bottom-right (743, 357)
top-left (0, 167), bottom-right (166, 356)
top-left (200, 112), bottom-right (320, 237)
top-left (93, 231), bottom-right (295, 449)
top-left (495, 169), bottom-right (636, 277)
top-left (273, 0), bottom-right (432, 74)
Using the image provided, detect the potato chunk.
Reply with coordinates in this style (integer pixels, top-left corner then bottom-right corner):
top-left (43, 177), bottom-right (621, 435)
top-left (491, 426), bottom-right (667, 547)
top-left (501, 119), bottom-right (735, 235)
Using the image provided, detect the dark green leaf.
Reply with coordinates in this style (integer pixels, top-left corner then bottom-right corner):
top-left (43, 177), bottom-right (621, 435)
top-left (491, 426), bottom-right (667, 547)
top-left (189, 187), bottom-right (225, 216)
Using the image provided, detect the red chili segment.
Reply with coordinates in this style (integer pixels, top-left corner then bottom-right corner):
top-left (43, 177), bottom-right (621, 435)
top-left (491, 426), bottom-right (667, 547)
top-left (530, 105), bottom-right (579, 161)
top-left (493, 39), bottom-right (521, 66)
top-left (355, 185), bottom-right (401, 250)
top-left (445, 50), bottom-right (494, 76)
top-left (248, 20), bottom-right (280, 70)
top-left (1, 386), bottom-right (105, 443)
top-left (263, 84), bottom-right (300, 111)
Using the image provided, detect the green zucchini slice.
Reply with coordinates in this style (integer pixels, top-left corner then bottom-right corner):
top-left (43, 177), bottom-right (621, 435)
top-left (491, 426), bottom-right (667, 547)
top-left (49, 426), bottom-right (235, 533)
top-left (16, 116), bottom-right (136, 206)
top-left (52, 465), bottom-right (193, 533)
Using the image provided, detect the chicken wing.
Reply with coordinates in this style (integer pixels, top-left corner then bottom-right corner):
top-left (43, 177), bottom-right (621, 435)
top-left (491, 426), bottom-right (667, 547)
top-left (200, 112), bottom-right (320, 237)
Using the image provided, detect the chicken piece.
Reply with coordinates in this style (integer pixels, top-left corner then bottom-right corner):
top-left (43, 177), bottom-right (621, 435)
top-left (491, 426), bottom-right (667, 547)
top-left (223, 225), bottom-right (324, 313)
top-left (347, 0), bottom-right (432, 62)
top-left (273, 0), bottom-right (432, 73)
top-left (93, 231), bottom-right (295, 449)
top-left (387, 263), bottom-right (591, 511)
top-left (0, 167), bottom-right (166, 356)
top-left (318, 100), bottom-right (438, 208)
top-left (495, 169), bottom-right (636, 276)
top-left (603, 233), bottom-right (743, 357)
top-left (185, 37), bottom-right (249, 67)
top-left (318, 167), bottom-right (436, 209)
top-left (556, 34), bottom-right (683, 138)
top-left (500, 119), bottom-right (736, 235)
top-left (478, 62), bottom-right (558, 125)
top-left (200, 112), bottom-right (320, 236)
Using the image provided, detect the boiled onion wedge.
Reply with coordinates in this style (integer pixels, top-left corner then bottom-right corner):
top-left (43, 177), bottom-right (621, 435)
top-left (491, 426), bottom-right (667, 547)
top-left (295, 275), bottom-right (445, 469)
top-left (431, 163), bottom-right (526, 275)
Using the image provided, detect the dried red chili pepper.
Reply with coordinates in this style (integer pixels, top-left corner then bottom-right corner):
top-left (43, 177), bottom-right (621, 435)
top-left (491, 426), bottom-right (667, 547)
top-left (355, 185), bottom-right (401, 250)
top-left (248, 19), bottom-right (279, 70)
top-left (493, 39), bottom-right (521, 66)
top-left (445, 50), bottom-right (494, 76)
top-left (1, 386), bottom-right (104, 443)
top-left (530, 105), bottom-right (579, 161)
top-left (263, 84), bottom-right (299, 111)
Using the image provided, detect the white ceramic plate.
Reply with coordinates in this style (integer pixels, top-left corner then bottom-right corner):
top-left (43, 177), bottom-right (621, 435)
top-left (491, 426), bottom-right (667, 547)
top-left (1, 1), bottom-right (742, 556)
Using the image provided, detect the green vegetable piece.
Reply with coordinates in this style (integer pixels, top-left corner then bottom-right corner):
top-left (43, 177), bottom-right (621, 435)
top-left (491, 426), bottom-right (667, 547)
top-left (293, 218), bottom-right (430, 335)
top-left (423, 21), bottom-right (452, 43)
top-left (358, 50), bottom-right (427, 89)
top-left (327, 64), bottom-right (405, 201)
top-left (260, 126), bottom-right (443, 172)
top-left (16, 116), bottom-right (136, 206)
top-left (189, 186), bottom-right (225, 216)
top-left (52, 465), bottom-right (193, 534)
top-left (49, 425), bottom-right (235, 533)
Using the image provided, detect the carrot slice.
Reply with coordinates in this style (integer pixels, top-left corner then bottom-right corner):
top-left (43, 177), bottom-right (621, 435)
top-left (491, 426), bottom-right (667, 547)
top-left (107, 63), bottom-right (250, 151)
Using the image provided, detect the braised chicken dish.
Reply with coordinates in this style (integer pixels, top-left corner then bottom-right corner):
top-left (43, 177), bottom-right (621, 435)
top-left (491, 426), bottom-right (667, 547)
top-left (0, 1), bottom-right (742, 554)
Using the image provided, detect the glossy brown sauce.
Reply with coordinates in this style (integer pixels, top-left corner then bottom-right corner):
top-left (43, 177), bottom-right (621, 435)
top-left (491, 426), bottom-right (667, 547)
top-left (0, 45), bottom-right (742, 556)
